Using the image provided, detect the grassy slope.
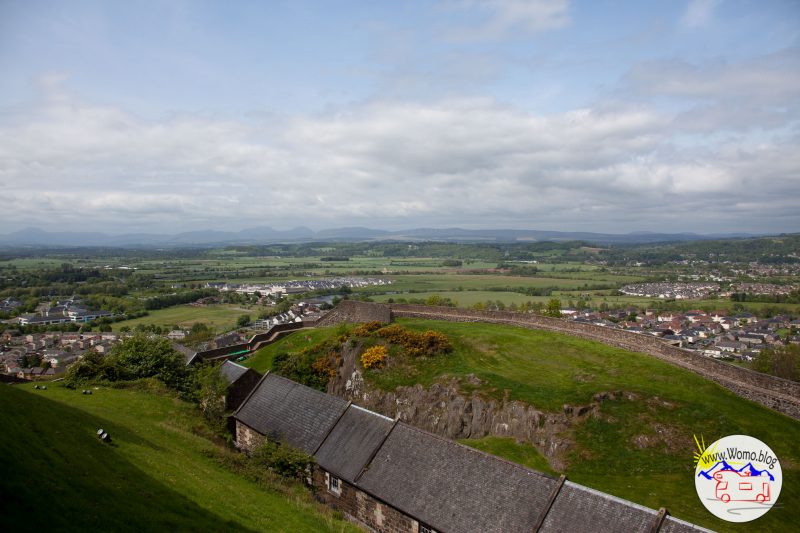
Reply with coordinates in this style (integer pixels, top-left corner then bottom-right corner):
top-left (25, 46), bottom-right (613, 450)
top-left (0, 381), bottom-right (358, 533)
top-left (243, 327), bottom-right (343, 373)
top-left (246, 320), bottom-right (799, 532)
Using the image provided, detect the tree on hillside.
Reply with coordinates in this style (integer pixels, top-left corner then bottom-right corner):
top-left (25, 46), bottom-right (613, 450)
top-left (109, 334), bottom-right (188, 390)
top-left (63, 350), bottom-right (120, 387)
top-left (751, 344), bottom-right (800, 382)
top-left (237, 314), bottom-right (251, 328)
top-left (544, 298), bottom-right (562, 318)
top-left (195, 364), bottom-right (228, 423)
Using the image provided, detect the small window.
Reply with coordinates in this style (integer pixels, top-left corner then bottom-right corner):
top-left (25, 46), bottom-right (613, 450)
top-left (739, 482), bottom-right (752, 490)
top-left (328, 474), bottom-right (342, 495)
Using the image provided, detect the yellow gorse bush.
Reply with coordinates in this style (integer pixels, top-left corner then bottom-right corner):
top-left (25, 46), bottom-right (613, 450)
top-left (361, 345), bottom-right (388, 369)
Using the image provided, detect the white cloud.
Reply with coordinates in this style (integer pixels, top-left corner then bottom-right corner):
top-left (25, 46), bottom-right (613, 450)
top-left (681, 0), bottom-right (722, 29)
top-left (2, 79), bottom-right (797, 235)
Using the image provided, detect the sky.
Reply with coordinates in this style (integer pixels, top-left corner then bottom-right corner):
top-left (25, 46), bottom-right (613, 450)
top-left (0, 0), bottom-right (798, 235)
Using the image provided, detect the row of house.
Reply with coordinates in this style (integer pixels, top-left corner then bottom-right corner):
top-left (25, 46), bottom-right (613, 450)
top-left (230, 372), bottom-right (707, 533)
top-left (568, 308), bottom-right (799, 360)
top-left (1, 331), bottom-right (121, 376)
top-left (619, 282), bottom-right (720, 299)
top-left (207, 277), bottom-right (392, 297)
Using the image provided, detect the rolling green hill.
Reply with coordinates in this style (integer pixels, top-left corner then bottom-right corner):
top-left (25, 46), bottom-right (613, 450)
top-left (0, 380), bottom-right (357, 532)
top-left (244, 320), bottom-right (800, 532)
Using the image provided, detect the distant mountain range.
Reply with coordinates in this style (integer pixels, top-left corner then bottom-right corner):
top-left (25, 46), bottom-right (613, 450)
top-left (0, 226), bottom-right (760, 248)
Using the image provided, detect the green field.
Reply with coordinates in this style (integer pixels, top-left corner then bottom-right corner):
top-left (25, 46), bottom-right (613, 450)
top-left (0, 380), bottom-right (357, 532)
top-left (112, 304), bottom-right (252, 332)
top-left (245, 320), bottom-right (799, 532)
top-left (372, 290), bottom-right (545, 307)
top-left (380, 274), bottom-right (625, 292)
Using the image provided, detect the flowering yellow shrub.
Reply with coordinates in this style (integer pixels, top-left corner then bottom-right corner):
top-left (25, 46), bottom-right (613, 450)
top-left (311, 355), bottom-right (337, 379)
top-left (376, 325), bottom-right (452, 357)
top-left (361, 345), bottom-right (388, 369)
top-left (352, 321), bottom-right (385, 337)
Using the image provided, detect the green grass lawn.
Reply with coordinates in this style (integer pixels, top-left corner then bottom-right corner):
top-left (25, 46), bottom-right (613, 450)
top-left (112, 304), bottom-right (252, 333)
top-left (0, 381), bottom-right (358, 532)
top-left (253, 319), bottom-right (800, 532)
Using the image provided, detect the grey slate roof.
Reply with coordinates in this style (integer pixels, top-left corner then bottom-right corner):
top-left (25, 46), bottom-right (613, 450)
top-left (234, 373), bottom-right (348, 454)
top-left (539, 481), bottom-right (658, 533)
top-left (659, 516), bottom-right (714, 533)
top-left (356, 423), bottom-right (558, 533)
top-left (220, 360), bottom-right (249, 384)
top-left (314, 404), bottom-right (394, 482)
top-left (233, 374), bottom-right (709, 533)
top-left (171, 342), bottom-right (197, 364)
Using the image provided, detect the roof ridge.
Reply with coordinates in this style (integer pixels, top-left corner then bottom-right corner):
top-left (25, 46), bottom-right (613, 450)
top-left (532, 474), bottom-right (565, 532)
top-left (353, 418), bottom-right (399, 484)
top-left (311, 401), bottom-right (352, 456)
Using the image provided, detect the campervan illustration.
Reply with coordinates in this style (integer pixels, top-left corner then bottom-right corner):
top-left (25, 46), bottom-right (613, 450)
top-left (713, 469), bottom-right (771, 503)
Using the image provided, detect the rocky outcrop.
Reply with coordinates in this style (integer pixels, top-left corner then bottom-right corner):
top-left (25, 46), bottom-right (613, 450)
top-left (317, 301), bottom-right (800, 419)
top-left (329, 343), bottom-right (604, 470)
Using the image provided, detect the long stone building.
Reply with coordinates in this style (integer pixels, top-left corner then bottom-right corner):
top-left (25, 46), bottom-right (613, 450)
top-left (232, 372), bottom-right (709, 533)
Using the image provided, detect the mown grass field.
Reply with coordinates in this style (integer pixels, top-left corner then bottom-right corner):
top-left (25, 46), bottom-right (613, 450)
top-left (112, 304), bottom-right (252, 332)
top-left (0, 380), bottom-right (358, 532)
top-left (245, 320), bottom-right (799, 532)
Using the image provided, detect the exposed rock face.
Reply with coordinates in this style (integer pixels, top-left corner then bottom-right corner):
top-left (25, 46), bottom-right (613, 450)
top-left (320, 301), bottom-right (800, 419)
top-left (328, 343), bottom-right (601, 471)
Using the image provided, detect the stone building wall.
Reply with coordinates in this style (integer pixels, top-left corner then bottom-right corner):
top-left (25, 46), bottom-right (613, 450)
top-left (315, 300), bottom-right (392, 327)
top-left (312, 468), bottom-right (419, 533)
top-left (235, 421), bottom-right (265, 453)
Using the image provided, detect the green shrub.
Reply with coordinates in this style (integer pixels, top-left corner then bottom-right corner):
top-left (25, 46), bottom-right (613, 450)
top-left (251, 440), bottom-right (314, 480)
top-left (271, 340), bottom-right (340, 391)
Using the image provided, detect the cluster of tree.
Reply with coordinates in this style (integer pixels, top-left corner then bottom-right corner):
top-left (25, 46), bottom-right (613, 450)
top-left (750, 344), bottom-right (800, 382)
top-left (19, 353), bottom-right (49, 369)
top-left (730, 290), bottom-right (800, 304)
top-left (63, 335), bottom-right (191, 392)
top-left (601, 234), bottom-right (800, 265)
